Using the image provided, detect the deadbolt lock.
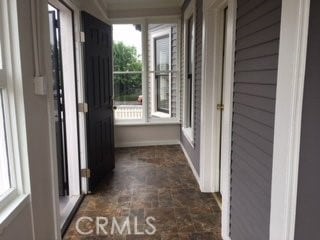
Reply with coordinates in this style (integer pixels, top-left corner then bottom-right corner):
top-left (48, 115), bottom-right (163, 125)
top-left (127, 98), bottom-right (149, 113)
top-left (217, 104), bottom-right (224, 111)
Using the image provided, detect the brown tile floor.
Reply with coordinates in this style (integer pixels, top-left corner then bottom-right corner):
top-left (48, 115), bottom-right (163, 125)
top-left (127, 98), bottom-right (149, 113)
top-left (64, 145), bottom-right (222, 240)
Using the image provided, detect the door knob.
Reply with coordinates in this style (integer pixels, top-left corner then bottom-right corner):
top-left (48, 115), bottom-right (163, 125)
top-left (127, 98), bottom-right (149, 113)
top-left (113, 106), bottom-right (117, 110)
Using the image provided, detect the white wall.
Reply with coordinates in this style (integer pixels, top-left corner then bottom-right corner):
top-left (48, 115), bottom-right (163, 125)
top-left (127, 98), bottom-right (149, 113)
top-left (1, 204), bottom-right (33, 240)
top-left (11, 0), bottom-right (59, 239)
top-left (71, 0), bottom-right (109, 23)
top-left (108, 8), bottom-right (181, 19)
top-left (115, 124), bottom-right (181, 147)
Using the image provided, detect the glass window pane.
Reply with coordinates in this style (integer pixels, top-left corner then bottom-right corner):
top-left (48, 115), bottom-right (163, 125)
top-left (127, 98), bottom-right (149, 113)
top-left (155, 36), bottom-right (169, 72)
top-left (113, 24), bottom-right (142, 71)
top-left (187, 16), bottom-right (194, 75)
top-left (113, 72), bottom-right (143, 120)
top-left (113, 24), bottom-right (143, 120)
top-left (114, 73), bottom-right (142, 102)
top-left (0, 90), bottom-right (10, 196)
top-left (157, 75), bottom-right (169, 113)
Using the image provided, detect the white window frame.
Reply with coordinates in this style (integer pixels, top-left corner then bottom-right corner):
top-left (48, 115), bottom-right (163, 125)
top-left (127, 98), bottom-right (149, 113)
top-left (150, 28), bottom-right (172, 118)
top-left (0, 0), bottom-right (29, 228)
top-left (182, 0), bottom-right (196, 146)
top-left (0, 0), bottom-right (20, 210)
top-left (111, 17), bottom-right (181, 125)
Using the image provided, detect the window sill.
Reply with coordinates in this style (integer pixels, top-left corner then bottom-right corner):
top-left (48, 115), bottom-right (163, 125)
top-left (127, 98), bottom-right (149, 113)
top-left (182, 127), bottom-right (194, 147)
top-left (0, 194), bottom-right (30, 235)
top-left (115, 120), bottom-right (181, 127)
top-left (151, 111), bottom-right (171, 119)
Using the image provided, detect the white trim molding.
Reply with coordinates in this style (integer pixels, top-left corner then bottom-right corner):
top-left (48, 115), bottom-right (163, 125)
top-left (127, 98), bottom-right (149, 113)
top-left (182, 0), bottom-right (196, 146)
top-left (200, 0), bottom-right (227, 192)
top-left (200, 0), bottom-right (237, 239)
top-left (269, 0), bottom-right (310, 239)
top-left (116, 140), bottom-right (180, 148)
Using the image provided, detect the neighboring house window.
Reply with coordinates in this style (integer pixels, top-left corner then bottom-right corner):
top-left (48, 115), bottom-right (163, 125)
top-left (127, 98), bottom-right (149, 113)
top-left (149, 25), bottom-right (175, 119)
top-left (155, 35), bottom-right (170, 114)
top-left (183, 0), bottom-right (196, 144)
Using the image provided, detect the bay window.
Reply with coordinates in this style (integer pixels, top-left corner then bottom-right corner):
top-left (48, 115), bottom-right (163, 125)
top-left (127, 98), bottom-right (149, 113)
top-left (113, 21), bottom-right (180, 123)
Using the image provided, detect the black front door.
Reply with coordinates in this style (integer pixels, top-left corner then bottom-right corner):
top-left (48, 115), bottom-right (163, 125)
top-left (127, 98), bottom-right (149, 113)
top-left (49, 9), bottom-right (69, 196)
top-left (82, 12), bottom-right (115, 191)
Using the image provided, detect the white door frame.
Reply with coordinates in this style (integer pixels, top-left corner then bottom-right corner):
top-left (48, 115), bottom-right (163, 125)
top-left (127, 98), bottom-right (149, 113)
top-left (49, 0), bottom-right (81, 198)
top-left (49, 0), bottom-right (89, 195)
top-left (269, 0), bottom-right (310, 239)
top-left (200, 0), bottom-right (236, 239)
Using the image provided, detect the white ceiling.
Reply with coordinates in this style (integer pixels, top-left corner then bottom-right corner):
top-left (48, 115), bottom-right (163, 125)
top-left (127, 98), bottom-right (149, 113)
top-left (104, 0), bottom-right (184, 10)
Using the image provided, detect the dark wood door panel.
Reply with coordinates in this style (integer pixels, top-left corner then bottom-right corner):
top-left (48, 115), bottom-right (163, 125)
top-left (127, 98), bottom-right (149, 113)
top-left (82, 12), bottom-right (114, 191)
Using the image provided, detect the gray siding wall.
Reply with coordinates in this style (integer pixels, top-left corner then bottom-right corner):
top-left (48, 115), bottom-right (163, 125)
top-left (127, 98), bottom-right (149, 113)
top-left (148, 24), bottom-right (178, 118)
top-left (295, 0), bottom-right (320, 238)
top-left (180, 0), bottom-right (203, 175)
top-left (230, 0), bottom-right (282, 239)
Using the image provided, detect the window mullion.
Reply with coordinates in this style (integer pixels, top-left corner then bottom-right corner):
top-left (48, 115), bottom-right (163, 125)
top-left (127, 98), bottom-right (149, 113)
top-left (142, 21), bottom-right (149, 122)
top-left (113, 71), bottom-right (142, 74)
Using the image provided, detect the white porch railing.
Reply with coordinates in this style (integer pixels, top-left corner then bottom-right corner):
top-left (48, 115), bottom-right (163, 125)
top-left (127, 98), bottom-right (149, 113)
top-left (114, 105), bottom-right (143, 120)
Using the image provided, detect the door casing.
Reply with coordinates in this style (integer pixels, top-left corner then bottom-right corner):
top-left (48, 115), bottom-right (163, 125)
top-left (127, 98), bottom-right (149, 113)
top-left (199, 0), bottom-right (237, 239)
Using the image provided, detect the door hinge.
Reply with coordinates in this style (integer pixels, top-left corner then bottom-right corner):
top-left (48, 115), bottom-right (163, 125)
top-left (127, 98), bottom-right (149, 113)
top-left (217, 104), bottom-right (224, 111)
top-left (54, 19), bottom-right (60, 29)
top-left (80, 31), bottom-right (86, 43)
top-left (78, 102), bottom-right (88, 113)
top-left (81, 168), bottom-right (91, 178)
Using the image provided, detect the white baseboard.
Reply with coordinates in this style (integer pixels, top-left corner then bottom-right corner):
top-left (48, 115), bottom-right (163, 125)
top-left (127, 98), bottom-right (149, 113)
top-left (179, 142), bottom-right (200, 186)
top-left (222, 234), bottom-right (231, 240)
top-left (115, 140), bottom-right (180, 148)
